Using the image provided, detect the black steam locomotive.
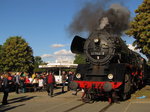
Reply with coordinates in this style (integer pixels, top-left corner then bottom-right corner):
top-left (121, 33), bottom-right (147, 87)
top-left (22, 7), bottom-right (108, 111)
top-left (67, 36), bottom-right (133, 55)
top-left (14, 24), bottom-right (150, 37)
top-left (70, 29), bottom-right (149, 103)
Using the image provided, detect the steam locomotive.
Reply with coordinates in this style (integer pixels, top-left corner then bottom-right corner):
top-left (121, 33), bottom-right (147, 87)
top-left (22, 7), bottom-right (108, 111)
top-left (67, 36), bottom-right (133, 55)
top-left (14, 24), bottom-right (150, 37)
top-left (70, 29), bottom-right (149, 103)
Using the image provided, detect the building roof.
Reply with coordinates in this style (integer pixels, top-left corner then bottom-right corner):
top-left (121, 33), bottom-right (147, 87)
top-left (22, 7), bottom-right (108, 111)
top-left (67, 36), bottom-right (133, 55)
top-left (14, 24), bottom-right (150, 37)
top-left (39, 63), bottom-right (78, 69)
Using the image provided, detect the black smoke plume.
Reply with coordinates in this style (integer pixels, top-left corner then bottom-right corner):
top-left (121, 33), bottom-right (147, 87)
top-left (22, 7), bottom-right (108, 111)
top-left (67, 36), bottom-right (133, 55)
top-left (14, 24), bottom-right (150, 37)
top-left (68, 1), bottom-right (130, 35)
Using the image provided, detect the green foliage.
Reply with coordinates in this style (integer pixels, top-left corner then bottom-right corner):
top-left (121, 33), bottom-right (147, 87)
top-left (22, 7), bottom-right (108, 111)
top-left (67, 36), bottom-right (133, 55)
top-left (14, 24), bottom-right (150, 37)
top-left (34, 56), bottom-right (43, 65)
top-left (0, 45), bottom-right (2, 54)
top-left (126, 0), bottom-right (150, 58)
top-left (0, 45), bottom-right (3, 73)
top-left (147, 60), bottom-right (150, 66)
top-left (74, 54), bottom-right (86, 64)
top-left (1, 36), bottom-right (34, 72)
top-left (34, 56), bottom-right (47, 72)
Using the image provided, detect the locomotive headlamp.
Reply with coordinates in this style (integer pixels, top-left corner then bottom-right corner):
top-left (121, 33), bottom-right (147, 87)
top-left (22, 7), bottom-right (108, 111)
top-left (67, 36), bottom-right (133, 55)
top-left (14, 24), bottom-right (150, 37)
top-left (108, 74), bottom-right (113, 80)
top-left (94, 38), bottom-right (99, 43)
top-left (76, 73), bottom-right (81, 79)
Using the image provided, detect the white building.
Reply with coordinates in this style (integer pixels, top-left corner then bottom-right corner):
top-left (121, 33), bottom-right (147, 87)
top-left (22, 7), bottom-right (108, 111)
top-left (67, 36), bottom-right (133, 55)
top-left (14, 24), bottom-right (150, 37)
top-left (39, 62), bottom-right (78, 84)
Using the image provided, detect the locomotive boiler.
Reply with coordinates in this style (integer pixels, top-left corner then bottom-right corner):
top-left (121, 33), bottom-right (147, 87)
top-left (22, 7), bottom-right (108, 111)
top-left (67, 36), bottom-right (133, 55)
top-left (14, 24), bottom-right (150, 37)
top-left (70, 27), bottom-right (147, 103)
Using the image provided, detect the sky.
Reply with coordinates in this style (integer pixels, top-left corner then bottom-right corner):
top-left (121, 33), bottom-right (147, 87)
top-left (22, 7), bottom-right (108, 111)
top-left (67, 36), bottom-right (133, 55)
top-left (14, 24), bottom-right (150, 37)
top-left (0, 0), bottom-right (143, 63)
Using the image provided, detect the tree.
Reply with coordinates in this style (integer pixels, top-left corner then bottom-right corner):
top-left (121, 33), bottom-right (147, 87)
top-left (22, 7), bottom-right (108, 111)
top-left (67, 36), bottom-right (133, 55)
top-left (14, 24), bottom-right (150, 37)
top-left (34, 56), bottom-right (43, 65)
top-left (1, 36), bottom-right (34, 73)
top-left (74, 54), bottom-right (86, 64)
top-left (0, 45), bottom-right (3, 73)
top-left (126, 0), bottom-right (150, 58)
top-left (34, 56), bottom-right (46, 72)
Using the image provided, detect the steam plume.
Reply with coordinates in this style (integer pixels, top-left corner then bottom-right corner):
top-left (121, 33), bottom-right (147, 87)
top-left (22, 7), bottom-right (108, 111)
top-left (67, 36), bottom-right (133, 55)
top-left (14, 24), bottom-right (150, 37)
top-left (98, 17), bottom-right (109, 30)
top-left (68, 1), bottom-right (130, 35)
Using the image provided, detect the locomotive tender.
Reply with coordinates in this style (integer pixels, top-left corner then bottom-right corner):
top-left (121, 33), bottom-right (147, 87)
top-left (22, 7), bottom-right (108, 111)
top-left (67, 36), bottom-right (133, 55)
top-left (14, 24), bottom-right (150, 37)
top-left (70, 26), bottom-right (148, 103)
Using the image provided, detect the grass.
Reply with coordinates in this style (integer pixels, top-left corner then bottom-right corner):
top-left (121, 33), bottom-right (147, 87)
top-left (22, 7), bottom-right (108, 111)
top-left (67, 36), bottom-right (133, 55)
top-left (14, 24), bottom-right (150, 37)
top-left (131, 85), bottom-right (150, 100)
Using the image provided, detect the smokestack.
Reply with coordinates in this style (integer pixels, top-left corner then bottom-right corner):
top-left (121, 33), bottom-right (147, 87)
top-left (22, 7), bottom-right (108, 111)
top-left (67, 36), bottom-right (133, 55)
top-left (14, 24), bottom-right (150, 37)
top-left (71, 36), bottom-right (86, 54)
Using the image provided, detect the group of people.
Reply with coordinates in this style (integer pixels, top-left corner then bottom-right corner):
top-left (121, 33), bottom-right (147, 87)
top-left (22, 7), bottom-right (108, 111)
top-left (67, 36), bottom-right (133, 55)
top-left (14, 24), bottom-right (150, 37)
top-left (46, 71), bottom-right (75, 97)
top-left (0, 71), bottom-right (76, 105)
top-left (0, 72), bottom-right (47, 93)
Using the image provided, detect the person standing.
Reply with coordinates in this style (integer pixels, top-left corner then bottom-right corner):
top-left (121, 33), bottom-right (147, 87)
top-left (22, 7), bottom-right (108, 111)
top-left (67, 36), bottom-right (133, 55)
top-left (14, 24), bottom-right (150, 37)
top-left (38, 77), bottom-right (44, 91)
top-left (67, 71), bottom-right (74, 91)
top-left (2, 73), bottom-right (10, 105)
top-left (32, 76), bottom-right (38, 92)
top-left (0, 75), bottom-right (3, 92)
top-left (20, 76), bottom-right (25, 93)
top-left (15, 72), bottom-right (21, 94)
top-left (43, 74), bottom-right (47, 91)
top-left (61, 71), bottom-right (67, 93)
top-left (46, 72), bottom-right (55, 97)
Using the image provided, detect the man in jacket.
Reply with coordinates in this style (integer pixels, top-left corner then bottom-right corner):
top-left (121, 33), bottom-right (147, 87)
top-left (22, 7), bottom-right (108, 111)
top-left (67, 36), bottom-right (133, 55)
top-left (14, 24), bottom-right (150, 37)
top-left (46, 72), bottom-right (55, 97)
top-left (61, 71), bottom-right (67, 93)
top-left (67, 71), bottom-right (74, 91)
top-left (2, 73), bottom-right (10, 105)
top-left (0, 75), bottom-right (3, 92)
top-left (15, 72), bottom-right (21, 94)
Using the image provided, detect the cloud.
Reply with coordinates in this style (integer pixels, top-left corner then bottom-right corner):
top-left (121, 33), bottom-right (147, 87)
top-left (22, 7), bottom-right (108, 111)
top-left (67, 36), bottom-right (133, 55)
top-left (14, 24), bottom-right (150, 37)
top-left (41, 49), bottom-right (75, 63)
top-left (127, 44), bottom-right (147, 60)
top-left (41, 54), bottom-right (52, 58)
top-left (55, 55), bottom-right (75, 63)
top-left (50, 44), bottom-right (65, 48)
top-left (54, 49), bottom-right (73, 56)
top-left (54, 49), bottom-right (75, 63)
